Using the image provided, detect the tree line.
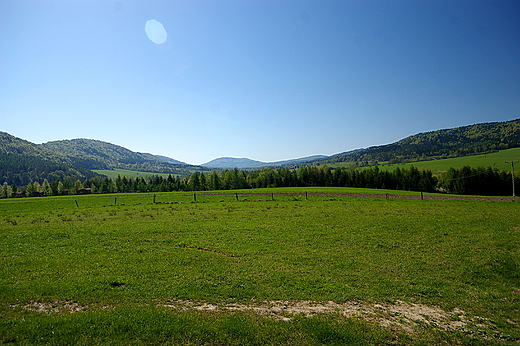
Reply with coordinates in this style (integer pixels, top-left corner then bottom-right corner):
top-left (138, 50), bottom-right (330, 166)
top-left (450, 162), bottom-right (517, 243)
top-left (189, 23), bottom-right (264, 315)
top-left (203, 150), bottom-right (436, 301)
top-left (0, 152), bottom-right (98, 187)
top-left (1, 165), bottom-right (516, 198)
top-left (436, 166), bottom-right (516, 196)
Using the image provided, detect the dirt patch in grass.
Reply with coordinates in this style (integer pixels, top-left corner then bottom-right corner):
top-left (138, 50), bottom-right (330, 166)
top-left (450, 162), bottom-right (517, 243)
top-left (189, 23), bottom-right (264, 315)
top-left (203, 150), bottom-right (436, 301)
top-left (10, 300), bottom-right (87, 314)
top-left (159, 299), bottom-right (497, 335)
top-left (9, 299), bottom-right (507, 339)
top-left (9, 300), bottom-right (114, 314)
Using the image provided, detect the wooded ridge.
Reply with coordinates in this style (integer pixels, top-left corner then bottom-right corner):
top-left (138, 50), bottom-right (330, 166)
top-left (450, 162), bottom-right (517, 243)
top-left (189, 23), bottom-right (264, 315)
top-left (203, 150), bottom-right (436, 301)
top-left (0, 133), bottom-right (206, 185)
top-left (42, 138), bottom-right (192, 171)
top-left (309, 118), bottom-right (520, 167)
top-left (1, 118), bottom-right (519, 186)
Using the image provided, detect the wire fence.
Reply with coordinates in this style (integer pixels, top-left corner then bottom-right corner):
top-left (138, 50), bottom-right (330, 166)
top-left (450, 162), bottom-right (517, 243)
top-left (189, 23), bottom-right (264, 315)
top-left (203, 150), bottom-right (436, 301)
top-left (68, 191), bottom-right (518, 208)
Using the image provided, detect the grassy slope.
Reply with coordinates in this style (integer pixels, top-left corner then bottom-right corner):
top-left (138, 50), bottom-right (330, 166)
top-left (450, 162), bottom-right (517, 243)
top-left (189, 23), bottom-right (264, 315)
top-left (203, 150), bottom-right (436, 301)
top-left (331, 147), bottom-right (520, 173)
top-left (1, 188), bottom-right (519, 345)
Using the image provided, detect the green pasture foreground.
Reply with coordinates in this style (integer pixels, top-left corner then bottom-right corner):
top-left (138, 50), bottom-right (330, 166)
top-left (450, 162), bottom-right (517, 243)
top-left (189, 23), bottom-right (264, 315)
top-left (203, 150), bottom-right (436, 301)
top-left (1, 188), bottom-right (519, 345)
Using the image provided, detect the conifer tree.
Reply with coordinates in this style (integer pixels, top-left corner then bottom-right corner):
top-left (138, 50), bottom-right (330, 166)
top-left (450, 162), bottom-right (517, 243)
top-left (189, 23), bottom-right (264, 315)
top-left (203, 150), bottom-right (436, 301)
top-left (71, 179), bottom-right (83, 194)
top-left (57, 181), bottom-right (64, 195)
top-left (199, 172), bottom-right (207, 191)
top-left (42, 179), bottom-right (52, 196)
top-left (0, 182), bottom-right (8, 198)
top-left (24, 182), bottom-right (34, 197)
top-left (209, 171), bottom-right (221, 190)
top-left (188, 172), bottom-right (201, 191)
top-left (32, 181), bottom-right (41, 195)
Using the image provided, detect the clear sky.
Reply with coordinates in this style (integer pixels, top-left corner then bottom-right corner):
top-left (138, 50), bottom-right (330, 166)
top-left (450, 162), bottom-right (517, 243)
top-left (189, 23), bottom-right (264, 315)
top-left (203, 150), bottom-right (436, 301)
top-left (1, 0), bottom-right (519, 165)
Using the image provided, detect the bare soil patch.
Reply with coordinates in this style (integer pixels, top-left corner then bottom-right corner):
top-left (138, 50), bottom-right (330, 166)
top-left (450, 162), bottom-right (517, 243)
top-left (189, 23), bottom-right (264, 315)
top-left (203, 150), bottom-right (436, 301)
top-left (9, 299), bottom-right (504, 338)
top-left (159, 299), bottom-right (496, 335)
top-left (10, 300), bottom-right (86, 314)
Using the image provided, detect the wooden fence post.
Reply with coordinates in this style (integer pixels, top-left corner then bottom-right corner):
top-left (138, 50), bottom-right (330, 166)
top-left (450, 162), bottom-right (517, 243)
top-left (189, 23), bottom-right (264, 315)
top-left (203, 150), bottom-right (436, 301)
top-left (194, 193), bottom-right (197, 202)
top-left (235, 193), bottom-right (239, 201)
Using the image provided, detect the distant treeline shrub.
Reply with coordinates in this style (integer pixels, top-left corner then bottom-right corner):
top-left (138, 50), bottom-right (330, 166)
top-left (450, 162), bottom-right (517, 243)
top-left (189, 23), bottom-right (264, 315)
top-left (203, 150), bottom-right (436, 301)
top-left (437, 166), bottom-right (515, 195)
top-left (73, 166), bottom-right (437, 194)
top-left (1, 165), bottom-right (516, 198)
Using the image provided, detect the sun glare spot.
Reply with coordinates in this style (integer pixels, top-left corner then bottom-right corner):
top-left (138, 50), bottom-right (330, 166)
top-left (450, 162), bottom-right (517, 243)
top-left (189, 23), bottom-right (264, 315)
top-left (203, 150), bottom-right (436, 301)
top-left (145, 19), bottom-right (167, 44)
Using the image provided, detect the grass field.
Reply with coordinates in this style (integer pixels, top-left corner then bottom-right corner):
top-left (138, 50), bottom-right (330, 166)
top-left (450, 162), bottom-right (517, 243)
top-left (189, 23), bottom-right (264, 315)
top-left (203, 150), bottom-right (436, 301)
top-left (332, 148), bottom-right (520, 174)
top-left (1, 187), bottom-right (519, 345)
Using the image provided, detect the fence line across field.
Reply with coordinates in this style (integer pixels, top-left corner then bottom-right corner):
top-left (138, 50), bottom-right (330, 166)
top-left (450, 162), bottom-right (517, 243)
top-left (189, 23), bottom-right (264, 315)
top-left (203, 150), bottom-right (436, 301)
top-left (68, 190), bottom-right (516, 208)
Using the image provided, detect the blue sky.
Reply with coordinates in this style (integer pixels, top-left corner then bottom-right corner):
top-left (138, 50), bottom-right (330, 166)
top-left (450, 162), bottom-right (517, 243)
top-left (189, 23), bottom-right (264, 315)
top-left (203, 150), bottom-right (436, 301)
top-left (1, 0), bottom-right (519, 165)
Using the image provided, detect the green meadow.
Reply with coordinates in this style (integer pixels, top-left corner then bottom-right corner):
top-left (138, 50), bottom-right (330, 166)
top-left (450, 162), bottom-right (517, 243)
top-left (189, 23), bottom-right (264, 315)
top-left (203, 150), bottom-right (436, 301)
top-left (333, 148), bottom-right (520, 174)
top-left (1, 188), bottom-right (519, 345)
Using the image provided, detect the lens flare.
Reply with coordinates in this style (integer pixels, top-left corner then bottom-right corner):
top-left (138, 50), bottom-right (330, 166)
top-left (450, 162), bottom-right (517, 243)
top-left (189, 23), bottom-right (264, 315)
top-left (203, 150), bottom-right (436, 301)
top-left (145, 19), bottom-right (167, 44)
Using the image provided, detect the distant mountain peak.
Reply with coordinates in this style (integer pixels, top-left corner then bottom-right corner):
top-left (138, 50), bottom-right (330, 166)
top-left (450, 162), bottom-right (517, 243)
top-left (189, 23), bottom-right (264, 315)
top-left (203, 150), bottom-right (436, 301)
top-left (201, 155), bottom-right (328, 169)
top-left (201, 157), bottom-right (265, 169)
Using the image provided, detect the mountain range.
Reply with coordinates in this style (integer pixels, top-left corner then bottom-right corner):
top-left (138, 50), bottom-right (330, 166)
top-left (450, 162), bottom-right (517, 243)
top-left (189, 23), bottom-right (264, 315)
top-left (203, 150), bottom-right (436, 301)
top-left (201, 155), bottom-right (328, 169)
top-left (1, 118), bottom-right (519, 186)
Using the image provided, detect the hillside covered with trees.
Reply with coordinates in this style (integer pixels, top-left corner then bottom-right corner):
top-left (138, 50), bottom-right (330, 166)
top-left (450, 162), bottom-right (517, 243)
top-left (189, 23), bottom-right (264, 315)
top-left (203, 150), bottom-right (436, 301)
top-left (1, 118), bottom-right (519, 196)
top-left (41, 138), bottom-right (198, 173)
top-left (312, 118), bottom-right (520, 166)
top-left (0, 132), bottom-right (99, 186)
top-left (0, 133), bottom-right (204, 185)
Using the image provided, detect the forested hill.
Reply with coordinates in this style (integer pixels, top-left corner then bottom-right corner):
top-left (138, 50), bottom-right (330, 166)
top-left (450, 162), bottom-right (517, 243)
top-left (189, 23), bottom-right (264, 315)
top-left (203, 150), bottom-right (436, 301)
top-left (41, 138), bottom-right (191, 172)
top-left (0, 132), bottom-right (99, 186)
top-left (2, 118), bottom-right (519, 186)
top-left (0, 133), bottom-right (203, 186)
top-left (314, 119), bottom-right (520, 166)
